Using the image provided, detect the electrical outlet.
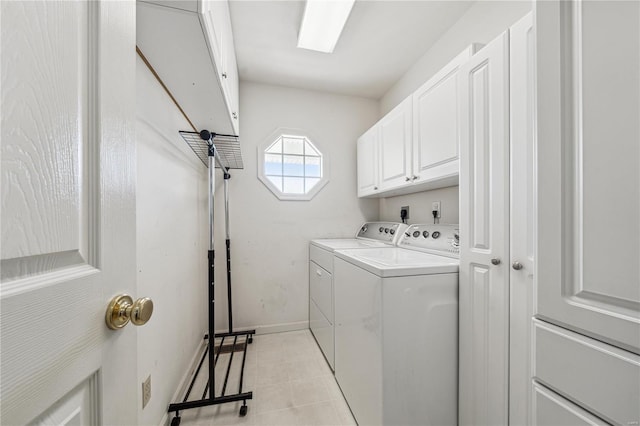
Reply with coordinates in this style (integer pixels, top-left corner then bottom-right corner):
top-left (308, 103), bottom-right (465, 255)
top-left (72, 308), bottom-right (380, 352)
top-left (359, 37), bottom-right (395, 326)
top-left (431, 201), bottom-right (441, 218)
top-left (142, 375), bottom-right (151, 409)
top-left (400, 206), bottom-right (410, 220)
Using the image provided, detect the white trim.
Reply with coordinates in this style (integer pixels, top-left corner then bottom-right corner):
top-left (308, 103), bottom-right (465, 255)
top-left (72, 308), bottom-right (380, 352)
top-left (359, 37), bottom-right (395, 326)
top-left (215, 320), bottom-right (309, 336)
top-left (257, 127), bottom-right (330, 201)
top-left (159, 335), bottom-right (208, 426)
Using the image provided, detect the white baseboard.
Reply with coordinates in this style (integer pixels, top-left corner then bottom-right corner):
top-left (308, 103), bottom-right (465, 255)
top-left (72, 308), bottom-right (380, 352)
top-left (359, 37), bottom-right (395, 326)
top-left (158, 338), bottom-right (208, 426)
top-left (215, 320), bottom-right (309, 336)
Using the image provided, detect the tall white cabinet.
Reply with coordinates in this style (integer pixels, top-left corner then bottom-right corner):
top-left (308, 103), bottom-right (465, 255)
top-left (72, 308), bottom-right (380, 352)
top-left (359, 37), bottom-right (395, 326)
top-left (534, 0), bottom-right (640, 424)
top-left (458, 29), bottom-right (511, 426)
top-left (458, 13), bottom-right (536, 426)
top-left (461, 2), bottom-right (640, 425)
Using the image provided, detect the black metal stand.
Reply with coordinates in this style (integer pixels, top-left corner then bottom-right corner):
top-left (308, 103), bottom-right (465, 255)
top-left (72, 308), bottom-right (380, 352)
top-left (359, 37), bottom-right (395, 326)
top-left (168, 131), bottom-right (254, 425)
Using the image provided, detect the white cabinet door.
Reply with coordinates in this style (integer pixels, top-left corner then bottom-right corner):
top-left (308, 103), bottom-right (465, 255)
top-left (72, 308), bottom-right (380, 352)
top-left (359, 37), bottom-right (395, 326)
top-left (413, 47), bottom-right (472, 183)
top-left (1, 1), bottom-right (139, 425)
top-left (378, 97), bottom-right (412, 191)
top-left (535, 0), bottom-right (640, 354)
top-left (211, 0), bottom-right (240, 135)
top-left (508, 12), bottom-right (536, 426)
top-left (458, 31), bottom-right (510, 426)
top-left (357, 127), bottom-right (379, 197)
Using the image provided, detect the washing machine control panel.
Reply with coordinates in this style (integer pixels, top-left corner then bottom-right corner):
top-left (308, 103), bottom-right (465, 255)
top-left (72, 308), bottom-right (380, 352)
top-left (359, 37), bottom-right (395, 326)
top-left (398, 224), bottom-right (460, 257)
top-left (357, 222), bottom-right (407, 244)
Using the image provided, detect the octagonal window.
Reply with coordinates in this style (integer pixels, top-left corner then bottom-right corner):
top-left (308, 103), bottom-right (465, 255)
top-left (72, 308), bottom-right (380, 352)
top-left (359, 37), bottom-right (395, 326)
top-left (258, 130), bottom-right (329, 201)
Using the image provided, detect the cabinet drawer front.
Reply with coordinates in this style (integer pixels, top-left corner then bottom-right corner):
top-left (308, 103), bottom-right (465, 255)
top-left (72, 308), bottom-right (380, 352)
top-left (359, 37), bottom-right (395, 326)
top-left (309, 261), bottom-right (333, 321)
top-left (310, 300), bottom-right (334, 370)
top-left (534, 320), bottom-right (640, 425)
top-left (309, 244), bottom-right (333, 273)
top-left (533, 383), bottom-right (607, 426)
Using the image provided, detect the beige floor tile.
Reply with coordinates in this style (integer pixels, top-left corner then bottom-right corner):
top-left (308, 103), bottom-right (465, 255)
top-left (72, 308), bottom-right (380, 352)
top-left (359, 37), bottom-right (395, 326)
top-left (254, 382), bottom-right (295, 413)
top-left (288, 357), bottom-right (329, 381)
top-left (290, 378), bottom-right (332, 407)
top-left (331, 399), bottom-right (357, 426)
top-left (255, 359), bottom-right (291, 386)
top-left (207, 402), bottom-right (256, 426)
top-left (320, 375), bottom-right (343, 401)
top-left (255, 407), bottom-right (300, 426)
top-left (181, 330), bottom-right (351, 426)
top-left (291, 401), bottom-right (341, 426)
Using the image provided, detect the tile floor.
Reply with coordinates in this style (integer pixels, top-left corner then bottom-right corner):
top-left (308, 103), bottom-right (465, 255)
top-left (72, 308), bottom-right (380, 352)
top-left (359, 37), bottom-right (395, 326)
top-left (177, 330), bottom-right (357, 426)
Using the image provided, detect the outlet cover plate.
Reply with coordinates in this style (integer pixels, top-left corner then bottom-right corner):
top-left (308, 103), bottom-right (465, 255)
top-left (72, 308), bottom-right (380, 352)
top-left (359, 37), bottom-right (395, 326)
top-left (142, 375), bottom-right (151, 409)
top-left (401, 206), bottom-right (410, 220)
top-left (431, 201), bottom-right (441, 218)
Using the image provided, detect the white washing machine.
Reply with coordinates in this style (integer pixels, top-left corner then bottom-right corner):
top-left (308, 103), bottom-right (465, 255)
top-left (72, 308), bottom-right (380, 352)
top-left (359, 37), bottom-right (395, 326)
top-left (333, 224), bottom-right (459, 426)
top-left (309, 222), bottom-right (406, 370)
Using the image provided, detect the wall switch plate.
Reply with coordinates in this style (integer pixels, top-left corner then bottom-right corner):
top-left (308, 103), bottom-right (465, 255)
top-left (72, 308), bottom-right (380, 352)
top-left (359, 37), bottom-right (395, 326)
top-left (142, 375), bottom-right (151, 409)
top-left (401, 206), bottom-right (410, 220)
top-left (432, 201), bottom-right (441, 218)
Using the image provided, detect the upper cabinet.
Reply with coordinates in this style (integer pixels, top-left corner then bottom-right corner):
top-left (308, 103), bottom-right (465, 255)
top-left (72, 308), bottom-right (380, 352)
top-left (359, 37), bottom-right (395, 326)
top-left (137, 0), bottom-right (240, 135)
top-left (357, 127), bottom-right (379, 197)
top-left (378, 97), bottom-right (413, 191)
top-left (413, 48), bottom-right (471, 183)
top-left (356, 45), bottom-right (478, 198)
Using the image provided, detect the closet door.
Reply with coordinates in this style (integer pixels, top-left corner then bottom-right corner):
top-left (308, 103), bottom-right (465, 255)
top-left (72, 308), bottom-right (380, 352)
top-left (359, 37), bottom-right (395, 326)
top-left (509, 12), bottom-right (535, 426)
top-left (458, 31), bottom-right (510, 426)
top-left (536, 0), bottom-right (640, 354)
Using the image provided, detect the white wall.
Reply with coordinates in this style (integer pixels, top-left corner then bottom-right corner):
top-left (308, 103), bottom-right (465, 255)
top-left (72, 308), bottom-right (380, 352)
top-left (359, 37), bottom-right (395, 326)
top-left (378, 0), bottom-right (531, 225)
top-left (213, 81), bottom-right (379, 333)
top-left (136, 57), bottom-right (209, 426)
top-left (379, 186), bottom-right (459, 225)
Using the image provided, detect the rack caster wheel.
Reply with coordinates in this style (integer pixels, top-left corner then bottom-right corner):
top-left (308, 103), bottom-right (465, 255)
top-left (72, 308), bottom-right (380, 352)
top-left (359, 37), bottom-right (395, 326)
top-left (239, 404), bottom-right (248, 417)
top-left (171, 416), bottom-right (181, 426)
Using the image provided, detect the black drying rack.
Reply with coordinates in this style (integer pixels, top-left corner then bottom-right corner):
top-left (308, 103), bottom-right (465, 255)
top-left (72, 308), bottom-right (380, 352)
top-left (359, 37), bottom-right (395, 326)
top-left (168, 130), bottom-right (255, 425)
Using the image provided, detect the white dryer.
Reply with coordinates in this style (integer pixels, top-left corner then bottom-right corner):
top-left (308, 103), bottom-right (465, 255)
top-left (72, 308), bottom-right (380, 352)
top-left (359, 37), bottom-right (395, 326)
top-left (333, 224), bottom-right (459, 426)
top-left (309, 222), bottom-right (406, 370)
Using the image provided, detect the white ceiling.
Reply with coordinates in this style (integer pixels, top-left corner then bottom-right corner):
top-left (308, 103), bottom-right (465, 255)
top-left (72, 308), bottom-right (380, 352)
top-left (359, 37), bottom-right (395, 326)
top-left (229, 0), bottom-right (474, 99)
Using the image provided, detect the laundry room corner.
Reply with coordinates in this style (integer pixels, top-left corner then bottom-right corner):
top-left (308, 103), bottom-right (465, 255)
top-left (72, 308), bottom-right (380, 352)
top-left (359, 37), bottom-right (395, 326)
top-left (211, 81), bottom-right (379, 336)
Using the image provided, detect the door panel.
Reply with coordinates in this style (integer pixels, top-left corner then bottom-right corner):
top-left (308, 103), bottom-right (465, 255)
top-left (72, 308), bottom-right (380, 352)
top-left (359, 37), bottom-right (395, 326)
top-left (413, 47), bottom-right (473, 182)
top-left (536, 0), bottom-right (640, 354)
top-left (1, 1), bottom-right (138, 424)
top-left (459, 31), bottom-right (510, 426)
top-left (1, 0), bottom-right (93, 281)
top-left (378, 97), bottom-right (412, 190)
top-left (357, 127), bottom-right (379, 197)
top-left (533, 383), bottom-right (608, 426)
top-left (31, 374), bottom-right (99, 426)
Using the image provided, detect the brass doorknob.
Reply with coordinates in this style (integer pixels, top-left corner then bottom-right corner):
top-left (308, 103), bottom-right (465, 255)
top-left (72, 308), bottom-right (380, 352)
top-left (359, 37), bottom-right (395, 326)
top-left (105, 294), bottom-right (154, 330)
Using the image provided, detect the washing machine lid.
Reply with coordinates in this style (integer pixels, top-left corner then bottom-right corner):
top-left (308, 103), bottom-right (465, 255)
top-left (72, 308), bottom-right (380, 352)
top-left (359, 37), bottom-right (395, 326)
top-left (334, 247), bottom-right (459, 277)
top-left (310, 238), bottom-right (392, 252)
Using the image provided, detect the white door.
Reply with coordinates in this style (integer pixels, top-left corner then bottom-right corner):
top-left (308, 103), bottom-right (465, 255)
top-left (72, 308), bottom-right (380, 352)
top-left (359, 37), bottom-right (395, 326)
top-left (357, 127), bottom-right (379, 197)
top-left (412, 47), bottom-right (471, 184)
top-left (378, 97), bottom-right (412, 191)
top-left (508, 12), bottom-right (535, 426)
top-left (1, 1), bottom-right (139, 425)
top-left (458, 31), bottom-right (510, 426)
top-left (535, 0), bottom-right (640, 354)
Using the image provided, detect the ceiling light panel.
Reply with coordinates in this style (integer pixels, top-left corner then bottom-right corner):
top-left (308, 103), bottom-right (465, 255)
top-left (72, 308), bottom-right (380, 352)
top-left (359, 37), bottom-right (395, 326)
top-left (297, 0), bottom-right (356, 53)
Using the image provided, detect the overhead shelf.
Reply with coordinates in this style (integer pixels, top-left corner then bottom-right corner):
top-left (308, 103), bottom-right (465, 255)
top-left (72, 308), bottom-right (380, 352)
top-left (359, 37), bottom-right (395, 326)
top-left (137, 0), bottom-right (240, 136)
